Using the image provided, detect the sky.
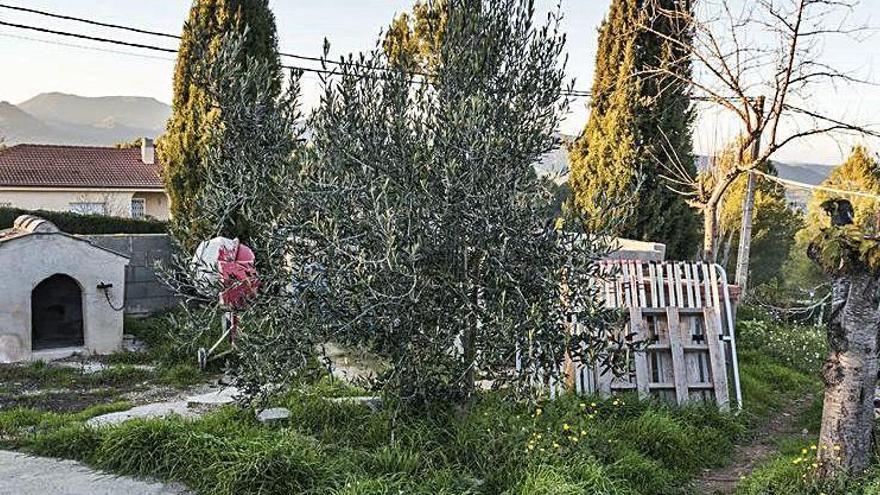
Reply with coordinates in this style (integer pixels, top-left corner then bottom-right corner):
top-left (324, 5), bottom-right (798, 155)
top-left (0, 0), bottom-right (879, 165)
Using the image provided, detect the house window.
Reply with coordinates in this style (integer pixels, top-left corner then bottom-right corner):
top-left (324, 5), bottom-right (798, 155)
top-left (130, 198), bottom-right (146, 219)
top-left (69, 202), bottom-right (107, 215)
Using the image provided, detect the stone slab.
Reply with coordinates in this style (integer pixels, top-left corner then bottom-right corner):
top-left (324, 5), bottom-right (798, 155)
top-left (0, 450), bottom-right (188, 495)
top-left (185, 386), bottom-right (239, 407)
top-left (256, 407), bottom-right (291, 425)
top-left (86, 400), bottom-right (195, 427)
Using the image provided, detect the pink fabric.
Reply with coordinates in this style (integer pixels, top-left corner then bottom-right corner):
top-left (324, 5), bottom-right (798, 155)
top-left (217, 241), bottom-right (259, 309)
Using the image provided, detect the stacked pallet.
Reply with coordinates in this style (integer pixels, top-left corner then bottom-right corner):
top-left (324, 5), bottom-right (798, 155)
top-left (569, 261), bottom-right (742, 411)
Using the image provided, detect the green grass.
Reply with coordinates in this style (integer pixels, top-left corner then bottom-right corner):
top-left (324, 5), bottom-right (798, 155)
top-left (0, 307), bottom-right (832, 494)
top-left (10, 392), bottom-right (744, 494)
top-left (733, 310), bottom-right (880, 494)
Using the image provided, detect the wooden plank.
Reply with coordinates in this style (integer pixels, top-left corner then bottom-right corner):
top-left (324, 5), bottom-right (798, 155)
top-left (603, 265), bottom-right (615, 308)
top-left (596, 363), bottom-right (612, 398)
top-left (657, 262), bottom-right (667, 307)
top-left (628, 261), bottom-right (640, 307)
top-left (684, 263), bottom-right (695, 308)
top-left (666, 307), bottom-right (689, 406)
top-left (636, 262), bottom-right (647, 308)
top-left (648, 263), bottom-right (658, 307)
top-left (709, 264), bottom-right (721, 311)
top-left (665, 263), bottom-right (676, 306)
top-left (703, 307), bottom-right (730, 410)
top-left (603, 262), bottom-right (615, 309)
top-left (630, 307), bottom-right (650, 399)
top-left (615, 263), bottom-right (625, 309)
top-left (708, 265), bottom-right (727, 337)
top-left (674, 263), bottom-right (685, 308)
top-left (693, 263), bottom-right (703, 308)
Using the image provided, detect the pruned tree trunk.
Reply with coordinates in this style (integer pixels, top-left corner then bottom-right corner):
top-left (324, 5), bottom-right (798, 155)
top-left (816, 272), bottom-right (880, 477)
top-left (702, 205), bottom-right (719, 263)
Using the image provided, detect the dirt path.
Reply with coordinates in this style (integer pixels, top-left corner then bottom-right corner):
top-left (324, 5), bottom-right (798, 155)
top-left (692, 397), bottom-right (813, 494)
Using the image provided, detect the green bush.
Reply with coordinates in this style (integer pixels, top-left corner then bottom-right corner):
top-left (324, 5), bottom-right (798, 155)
top-left (0, 207), bottom-right (166, 234)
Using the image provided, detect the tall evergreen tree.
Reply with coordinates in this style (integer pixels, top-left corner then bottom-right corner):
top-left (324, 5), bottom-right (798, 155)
top-left (383, 0), bottom-right (447, 72)
top-left (569, 0), bottom-right (699, 259)
top-left (160, 0), bottom-right (282, 248)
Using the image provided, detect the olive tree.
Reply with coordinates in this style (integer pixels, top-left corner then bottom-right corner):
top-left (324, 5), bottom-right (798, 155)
top-left (808, 199), bottom-right (880, 478)
top-left (281, 0), bottom-right (630, 406)
top-left (167, 2), bottom-right (632, 409)
top-left (160, 32), bottom-right (320, 402)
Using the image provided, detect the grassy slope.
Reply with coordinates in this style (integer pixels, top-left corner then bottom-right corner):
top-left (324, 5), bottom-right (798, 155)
top-left (0, 311), bottom-right (822, 495)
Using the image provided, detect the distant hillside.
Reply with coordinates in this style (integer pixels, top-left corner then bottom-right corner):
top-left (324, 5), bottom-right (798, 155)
top-left (0, 93), bottom-right (170, 146)
top-left (773, 162), bottom-right (834, 208)
top-left (772, 162), bottom-right (834, 185)
top-left (0, 101), bottom-right (60, 143)
top-left (537, 151), bottom-right (837, 208)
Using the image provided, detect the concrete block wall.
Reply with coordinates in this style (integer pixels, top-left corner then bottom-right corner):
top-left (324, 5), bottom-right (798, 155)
top-left (81, 234), bottom-right (177, 315)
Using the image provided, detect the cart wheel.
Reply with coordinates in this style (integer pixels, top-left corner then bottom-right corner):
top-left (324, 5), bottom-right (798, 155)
top-left (198, 348), bottom-right (207, 370)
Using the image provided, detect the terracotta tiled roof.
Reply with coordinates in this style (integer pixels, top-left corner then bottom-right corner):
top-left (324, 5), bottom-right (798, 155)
top-left (0, 144), bottom-right (163, 189)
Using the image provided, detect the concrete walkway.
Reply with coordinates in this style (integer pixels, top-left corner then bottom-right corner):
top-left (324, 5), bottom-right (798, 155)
top-left (0, 451), bottom-right (187, 495)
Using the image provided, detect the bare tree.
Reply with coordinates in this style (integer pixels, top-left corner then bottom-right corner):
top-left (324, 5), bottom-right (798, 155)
top-left (646, 0), bottom-right (879, 262)
top-left (645, 1), bottom-right (880, 481)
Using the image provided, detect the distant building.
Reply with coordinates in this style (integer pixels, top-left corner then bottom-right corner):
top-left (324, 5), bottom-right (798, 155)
top-left (0, 140), bottom-right (169, 220)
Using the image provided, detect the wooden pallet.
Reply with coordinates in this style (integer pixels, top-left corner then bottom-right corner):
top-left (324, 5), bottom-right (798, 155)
top-left (568, 261), bottom-right (740, 411)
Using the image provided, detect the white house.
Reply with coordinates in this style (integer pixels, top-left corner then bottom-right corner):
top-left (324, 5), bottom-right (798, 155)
top-left (0, 215), bottom-right (128, 362)
top-left (0, 139), bottom-right (169, 220)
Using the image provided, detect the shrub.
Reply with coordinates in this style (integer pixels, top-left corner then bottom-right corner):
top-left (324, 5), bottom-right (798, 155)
top-left (0, 206), bottom-right (166, 234)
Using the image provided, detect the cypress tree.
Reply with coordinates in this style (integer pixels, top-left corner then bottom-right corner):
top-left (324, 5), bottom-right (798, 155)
top-left (160, 0), bottom-right (282, 248)
top-left (569, 0), bottom-right (699, 259)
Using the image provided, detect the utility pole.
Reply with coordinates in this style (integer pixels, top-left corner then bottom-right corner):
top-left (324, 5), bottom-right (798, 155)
top-left (735, 95), bottom-right (765, 293)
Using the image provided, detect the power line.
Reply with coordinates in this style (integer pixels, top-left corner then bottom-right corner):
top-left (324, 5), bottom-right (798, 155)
top-left (0, 3), bottom-right (178, 39)
top-left (752, 169), bottom-right (880, 201)
top-left (0, 19), bottom-right (592, 97)
top-left (0, 2), bottom-right (592, 94)
top-left (0, 20), bottom-right (178, 52)
top-left (0, 32), bottom-right (175, 62)
top-left (0, 20), bottom-right (348, 78)
top-left (0, 2), bottom-right (421, 76)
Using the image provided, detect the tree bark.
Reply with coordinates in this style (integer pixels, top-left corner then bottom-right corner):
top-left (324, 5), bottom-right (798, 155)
top-left (702, 205), bottom-right (719, 263)
top-left (817, 272), bottom-right (880, 477)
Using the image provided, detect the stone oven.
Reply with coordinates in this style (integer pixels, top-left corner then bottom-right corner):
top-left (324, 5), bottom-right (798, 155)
top-left (0, 215), bottom-right (128, 362)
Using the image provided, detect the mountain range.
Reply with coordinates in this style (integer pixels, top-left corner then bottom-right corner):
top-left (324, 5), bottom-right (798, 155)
top-left (536, 145), bottom-right (836, 207)
top-left (0, 93), bottom-right (170, 146)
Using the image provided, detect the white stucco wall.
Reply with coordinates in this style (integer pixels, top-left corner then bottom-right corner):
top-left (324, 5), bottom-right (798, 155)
top-left (0, 188), bottom-right (170, 220)
top-left (0, 233), bottom-right (128, 362)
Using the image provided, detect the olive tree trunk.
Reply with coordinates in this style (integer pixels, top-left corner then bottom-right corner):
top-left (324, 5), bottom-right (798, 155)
top-left (816, 272), bottom-right (880, 477)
